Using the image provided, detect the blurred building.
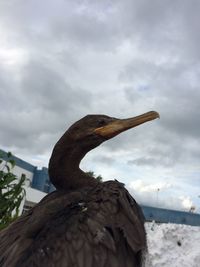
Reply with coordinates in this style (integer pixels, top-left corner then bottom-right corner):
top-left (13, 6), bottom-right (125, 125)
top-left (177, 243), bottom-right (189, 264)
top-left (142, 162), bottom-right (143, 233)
top-left (0, 149), bottom-right (55, 214)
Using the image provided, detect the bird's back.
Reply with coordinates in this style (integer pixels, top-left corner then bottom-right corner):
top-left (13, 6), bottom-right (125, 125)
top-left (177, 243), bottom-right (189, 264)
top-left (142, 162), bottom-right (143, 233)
top-left (0, 181), bottom-right (146, 267)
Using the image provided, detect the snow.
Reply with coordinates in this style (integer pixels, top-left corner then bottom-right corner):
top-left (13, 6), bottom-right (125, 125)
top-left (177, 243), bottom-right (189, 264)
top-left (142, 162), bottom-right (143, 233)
top-left (144, 222), bottom-right (200, 267)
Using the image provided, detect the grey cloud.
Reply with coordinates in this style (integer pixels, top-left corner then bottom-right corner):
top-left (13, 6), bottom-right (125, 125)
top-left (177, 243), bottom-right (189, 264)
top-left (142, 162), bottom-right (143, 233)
top-left (128, 156), bottom-right (174, 168)
top-left (92, 155), bottom-right (116, 166)
top-left (51, 14), bottom-right (117, 50)
top-left (1, 0), bottom-right (200, 59)
top-left (0, 59), bottom-right (93, 154)
top-left (116, 0), bottom-right (200, 61)
top-left (0, 1), bottom-right (121, 52)
top-left (119, 52), bottom-right (200, 168)
top-left (21, 60), bottom-right (89, 112)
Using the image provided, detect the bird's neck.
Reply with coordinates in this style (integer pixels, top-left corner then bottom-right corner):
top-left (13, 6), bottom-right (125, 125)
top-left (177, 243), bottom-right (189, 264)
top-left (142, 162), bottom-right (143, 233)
top-left (48, 136), bottom-right (98, 191)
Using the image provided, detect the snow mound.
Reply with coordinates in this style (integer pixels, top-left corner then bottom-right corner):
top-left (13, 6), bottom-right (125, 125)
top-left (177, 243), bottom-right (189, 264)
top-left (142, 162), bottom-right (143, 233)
top-left (144, 222), bottom-right (200, 267)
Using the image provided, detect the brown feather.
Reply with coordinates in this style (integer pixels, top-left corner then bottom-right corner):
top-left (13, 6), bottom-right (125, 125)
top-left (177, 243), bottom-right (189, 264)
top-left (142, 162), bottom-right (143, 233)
top-left (0, 182), bottom-right (146, 267)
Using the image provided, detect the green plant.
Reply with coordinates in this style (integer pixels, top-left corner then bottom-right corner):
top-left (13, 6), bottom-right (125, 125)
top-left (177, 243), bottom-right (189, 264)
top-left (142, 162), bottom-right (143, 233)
top-left (0, 152), bottom-right (26, 230)
top-left (86, 171), bottom-right (103, 182)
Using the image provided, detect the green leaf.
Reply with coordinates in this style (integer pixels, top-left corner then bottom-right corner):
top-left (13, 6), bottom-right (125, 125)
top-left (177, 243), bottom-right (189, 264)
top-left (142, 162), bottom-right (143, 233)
top-left (8, 159), bottom-right (15, 168)
top-left (0, 152), bottom-right (26, 229)
top-left (5, 165), bottom-right (10, 172)
top-left (7, 152), bottom-right (12, 158)
top-left (0, 174), bottom-right (16, 187)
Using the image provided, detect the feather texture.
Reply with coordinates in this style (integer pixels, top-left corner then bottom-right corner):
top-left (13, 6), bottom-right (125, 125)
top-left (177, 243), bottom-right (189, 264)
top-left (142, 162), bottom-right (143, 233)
top-left (0, 181), bottom-right (146, 267)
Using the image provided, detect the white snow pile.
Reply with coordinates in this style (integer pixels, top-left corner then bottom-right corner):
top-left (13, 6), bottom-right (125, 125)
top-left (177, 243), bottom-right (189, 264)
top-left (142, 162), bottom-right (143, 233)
top-left (143, 222), bottom-right (200, 267)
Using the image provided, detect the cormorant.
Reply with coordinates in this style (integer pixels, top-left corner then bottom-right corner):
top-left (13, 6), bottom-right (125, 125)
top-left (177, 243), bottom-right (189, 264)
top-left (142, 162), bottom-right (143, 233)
top-left (0, 111), bottom-right (159, 267)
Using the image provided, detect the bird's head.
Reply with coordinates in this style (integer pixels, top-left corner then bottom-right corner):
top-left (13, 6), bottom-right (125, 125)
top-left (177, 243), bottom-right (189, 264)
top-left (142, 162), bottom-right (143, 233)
top-left (66, 111), bottom-right (160, 152)
top-left (49, 111), bottom-right (159, 190)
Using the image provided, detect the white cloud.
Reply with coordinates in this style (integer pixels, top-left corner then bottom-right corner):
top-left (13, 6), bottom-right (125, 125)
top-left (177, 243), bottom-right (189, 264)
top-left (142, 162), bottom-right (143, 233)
top-left (0, 48), bottom-right (27, 66)
top-left (129, 179), bottom-right (172, 193)
top-left (179, 196), bottom-right (194, 210)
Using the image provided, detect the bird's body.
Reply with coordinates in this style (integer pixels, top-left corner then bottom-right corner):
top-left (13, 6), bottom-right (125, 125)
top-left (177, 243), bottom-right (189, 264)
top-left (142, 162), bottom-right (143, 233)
top-left (0, 181), bottom-right (145, 267)
top-left (0, 112), bottom-right (159, 267)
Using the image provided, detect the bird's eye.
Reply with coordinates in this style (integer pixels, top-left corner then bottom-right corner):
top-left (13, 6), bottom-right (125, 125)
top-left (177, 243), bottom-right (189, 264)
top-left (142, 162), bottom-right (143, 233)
top-left (98, 119), bottom-right (106, 127)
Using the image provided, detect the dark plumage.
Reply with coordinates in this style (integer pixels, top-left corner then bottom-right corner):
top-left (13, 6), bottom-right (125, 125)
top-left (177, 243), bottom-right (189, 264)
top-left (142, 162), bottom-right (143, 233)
top-left (0, 111), bottom-right (159, 267)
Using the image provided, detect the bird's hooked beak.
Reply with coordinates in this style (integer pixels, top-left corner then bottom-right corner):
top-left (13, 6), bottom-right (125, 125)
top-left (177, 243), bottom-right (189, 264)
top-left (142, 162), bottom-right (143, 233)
top-left (94, 111), bottom-right (160, 139)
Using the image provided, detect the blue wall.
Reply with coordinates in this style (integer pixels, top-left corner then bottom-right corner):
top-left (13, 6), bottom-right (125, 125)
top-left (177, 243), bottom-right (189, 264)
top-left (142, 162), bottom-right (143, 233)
top-left (32, 167), bottom-right (55, 193)
top-left (0, 149), bottom-right (36, 173)
top-left (141, 205), bottom-right (200, 226)
top-left (0, 149), bottom-right (54, 193)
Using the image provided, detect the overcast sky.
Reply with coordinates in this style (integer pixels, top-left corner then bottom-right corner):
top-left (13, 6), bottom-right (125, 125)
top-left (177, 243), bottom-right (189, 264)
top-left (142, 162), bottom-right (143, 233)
top-left (1, 0), bottom-right (200, 212)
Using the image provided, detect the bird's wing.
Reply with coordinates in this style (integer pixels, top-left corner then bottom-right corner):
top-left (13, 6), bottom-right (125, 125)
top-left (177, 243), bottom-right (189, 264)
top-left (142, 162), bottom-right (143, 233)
top-left (87, 180), bottom-right (146, 253)
top-left (0, 182), bottom-right (145, 267)
top-left (0, 190), bottom-right (83, 267)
